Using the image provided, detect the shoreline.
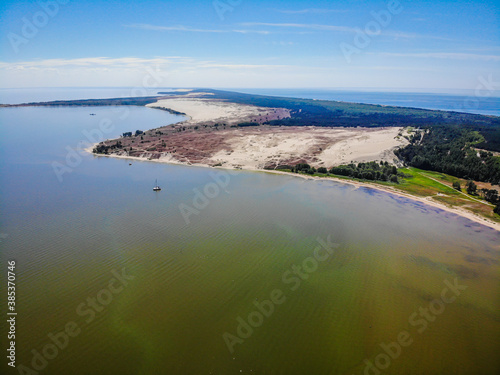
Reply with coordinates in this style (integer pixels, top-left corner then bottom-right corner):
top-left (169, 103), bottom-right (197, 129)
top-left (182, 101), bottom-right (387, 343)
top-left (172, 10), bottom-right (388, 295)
top-left (85, 147), bottom-right (500, 232)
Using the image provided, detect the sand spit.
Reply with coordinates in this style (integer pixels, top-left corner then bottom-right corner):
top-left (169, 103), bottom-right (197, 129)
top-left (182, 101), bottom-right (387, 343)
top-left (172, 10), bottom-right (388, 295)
top-left (99, 95), bottom-right (409, 169)
top-left (147, 95), bottom-right (289, 126)
top-left (89, 96), bottom-right (499, 232)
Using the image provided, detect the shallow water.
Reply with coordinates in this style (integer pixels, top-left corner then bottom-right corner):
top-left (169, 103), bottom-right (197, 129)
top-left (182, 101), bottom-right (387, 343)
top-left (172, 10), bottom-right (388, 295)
top-left (0, 105), bottom-right (499, 375)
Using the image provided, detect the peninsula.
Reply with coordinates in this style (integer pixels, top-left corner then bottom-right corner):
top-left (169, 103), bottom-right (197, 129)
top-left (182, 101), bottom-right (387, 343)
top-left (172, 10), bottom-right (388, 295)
top-left (4, 89), bottom-right (500, 228)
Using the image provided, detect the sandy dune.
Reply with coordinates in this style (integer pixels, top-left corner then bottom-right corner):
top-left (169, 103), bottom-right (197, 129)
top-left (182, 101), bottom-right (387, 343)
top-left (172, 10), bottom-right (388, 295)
top-left (319, 127), bottom-right (407, 166)
top-left (147, 96), bottom-right (288, 125)
top-left (110, 96), bottom-right (410, 169)
top-left (100, 96), bottom-right (409, 170)
top-left (210, 127), bottom-right (408, 169)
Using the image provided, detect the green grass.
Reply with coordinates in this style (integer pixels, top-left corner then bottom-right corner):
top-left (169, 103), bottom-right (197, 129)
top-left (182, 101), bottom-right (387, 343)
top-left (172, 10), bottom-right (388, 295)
top-left (391, 168), bottom-right (499, 223)
top-left (396, 168), bottom-right (462, 197)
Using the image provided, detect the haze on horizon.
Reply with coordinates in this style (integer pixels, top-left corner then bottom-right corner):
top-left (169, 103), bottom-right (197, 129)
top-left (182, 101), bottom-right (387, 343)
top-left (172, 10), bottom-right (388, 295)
top-left (0, 0), bottom-right (499, 92)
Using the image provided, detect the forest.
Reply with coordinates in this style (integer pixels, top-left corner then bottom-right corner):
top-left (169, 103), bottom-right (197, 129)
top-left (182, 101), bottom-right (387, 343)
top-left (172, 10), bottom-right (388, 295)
top-left (277, 161), bottom-right (402, 184)
top-left (395, 127), bottom-right (500, 185)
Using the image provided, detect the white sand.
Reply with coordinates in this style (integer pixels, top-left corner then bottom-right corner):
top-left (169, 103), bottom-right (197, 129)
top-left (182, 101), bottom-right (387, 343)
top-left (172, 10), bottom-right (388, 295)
top-left (146, 96), bottom-right (408, 168)
top-left (319, 127), bottom-right (407, 166)
top-left (211, 129), bottom-right (317, 169)
top-left (209, 127), bottom-right (408, 169)
top-left (147, 97), bottom-right (277, 124)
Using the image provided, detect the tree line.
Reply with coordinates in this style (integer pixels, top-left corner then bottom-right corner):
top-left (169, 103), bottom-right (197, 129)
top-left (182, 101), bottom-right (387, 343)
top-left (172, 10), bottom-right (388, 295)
top-left (286, 161), bottom-right (401, 183)
top-left (395, 127), bottom-right (500, 185)
top-left (329, 161), bottom-right (401, 183)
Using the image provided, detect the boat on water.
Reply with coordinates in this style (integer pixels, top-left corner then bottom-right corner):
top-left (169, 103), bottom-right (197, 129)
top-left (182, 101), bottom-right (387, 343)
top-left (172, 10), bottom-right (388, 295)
top-left (153, 179), bottom-right (161, 192)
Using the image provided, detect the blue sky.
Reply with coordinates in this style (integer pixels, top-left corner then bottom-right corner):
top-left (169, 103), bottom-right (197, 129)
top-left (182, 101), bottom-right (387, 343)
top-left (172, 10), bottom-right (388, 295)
top-left (0, 0), bottom-right (499, 91)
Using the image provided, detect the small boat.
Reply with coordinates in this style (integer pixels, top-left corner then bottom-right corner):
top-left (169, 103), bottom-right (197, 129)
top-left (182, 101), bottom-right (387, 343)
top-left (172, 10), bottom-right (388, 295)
top-left (90, 113), bottom-right (96, 116)
top-left (153, 179), bottom-right (161, 192)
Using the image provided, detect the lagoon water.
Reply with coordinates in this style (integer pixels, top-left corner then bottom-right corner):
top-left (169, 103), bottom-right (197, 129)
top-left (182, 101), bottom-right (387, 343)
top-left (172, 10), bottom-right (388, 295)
top-left (0, 90), bottom-right (499, 374)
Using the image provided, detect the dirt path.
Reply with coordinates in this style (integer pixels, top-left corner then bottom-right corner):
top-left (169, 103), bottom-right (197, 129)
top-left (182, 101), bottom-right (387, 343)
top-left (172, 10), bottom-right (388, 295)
top-left (418, 172), bottom-right (495, 207)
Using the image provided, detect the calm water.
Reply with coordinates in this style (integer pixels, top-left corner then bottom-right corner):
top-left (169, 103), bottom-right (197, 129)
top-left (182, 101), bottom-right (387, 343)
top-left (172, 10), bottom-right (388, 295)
top-left (0, 93), bottom-right (499, 375)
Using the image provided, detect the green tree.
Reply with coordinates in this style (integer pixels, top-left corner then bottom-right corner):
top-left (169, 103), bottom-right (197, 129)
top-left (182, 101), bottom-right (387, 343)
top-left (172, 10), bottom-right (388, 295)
top-left (317, 167), bottom-right (328, 174)
top-left (494, 204), bottom-right (500, 216)
top-left (466, 180), bottom-right (477, 195)
top-left (295, 163), bottom-right (311, 172)
top-left (452, 181), bottom-right (461, 191)
top-left (484, 189), bottom-right (499, 204)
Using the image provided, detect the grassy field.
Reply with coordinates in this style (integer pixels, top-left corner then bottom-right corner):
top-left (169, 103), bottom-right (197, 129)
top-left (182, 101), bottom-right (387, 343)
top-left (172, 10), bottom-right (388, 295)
top-left (395, 168), bottom-right (500, 222)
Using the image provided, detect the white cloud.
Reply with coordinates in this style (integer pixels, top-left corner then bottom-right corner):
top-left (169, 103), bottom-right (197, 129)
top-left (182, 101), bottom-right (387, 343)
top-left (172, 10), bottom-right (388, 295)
top-left (0, 56), bottom-right (492, 90)
top-left (125, 22), bottom-right (449, 41)
top-left (376, 52), bottom-right (500, 61)
top-left (273, 8), bottom-right (348, 14)
top-left (125, 24), bottom-right (270, 35)
top-left (0, 57), bottom-right (187, 70)
top-left (240, 22), bottom-right (356, 33)
top-left (0, 57), bottom-right (305, 88)
top-left (195, 63), bottom-right (294, 69)
top-left (0, 57), bottom-right (294, 71)
top-left (239, 22), bottom-right (453, 40)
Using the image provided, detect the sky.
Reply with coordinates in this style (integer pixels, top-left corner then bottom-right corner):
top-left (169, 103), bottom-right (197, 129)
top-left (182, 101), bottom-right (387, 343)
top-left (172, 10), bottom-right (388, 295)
top-left (0, 0), bottom-right (499, 91)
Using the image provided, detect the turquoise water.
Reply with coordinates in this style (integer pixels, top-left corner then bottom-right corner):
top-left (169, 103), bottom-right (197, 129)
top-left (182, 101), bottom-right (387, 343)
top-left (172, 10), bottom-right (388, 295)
top-left (0, 99), bottom-right (499, 374)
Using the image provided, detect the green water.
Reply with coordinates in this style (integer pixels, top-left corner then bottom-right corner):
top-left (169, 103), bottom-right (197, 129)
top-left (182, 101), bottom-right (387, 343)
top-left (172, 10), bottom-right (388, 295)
top-left (0, 107), bottom-right (499, 374)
